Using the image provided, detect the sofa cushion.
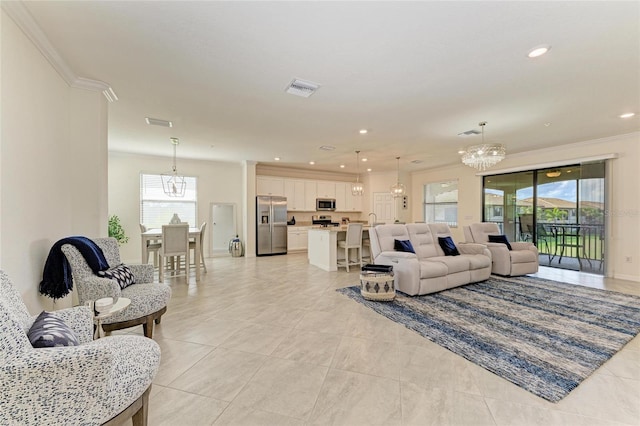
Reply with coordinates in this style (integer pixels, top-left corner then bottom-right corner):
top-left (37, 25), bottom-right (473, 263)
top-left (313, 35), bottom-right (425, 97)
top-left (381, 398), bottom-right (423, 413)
top-left (417, 260), bottom-right (449, 278)
top-left (426, 256), bottom-right (471, 274)
top-left (394, 239), bottom-right (415, 253)
top-left (464, 254), bottom-right (492, 270)
top-left (488, 234), bottom-right (512, 250)
top-left (438, 236), bottom-right (460, 256)
top-left (28, 311), bottom-right (79, 348)
top-left (373, 224), bottom-right (411, 253)
top-left (406, 223), bottom-right (439, 258)
top-left (98, 264), bottom-right (136, 289)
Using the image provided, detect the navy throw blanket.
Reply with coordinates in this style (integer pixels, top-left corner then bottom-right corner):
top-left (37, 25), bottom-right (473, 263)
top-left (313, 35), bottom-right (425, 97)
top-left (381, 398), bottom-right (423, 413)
top-left (39, 236), bottom-right (110, 299)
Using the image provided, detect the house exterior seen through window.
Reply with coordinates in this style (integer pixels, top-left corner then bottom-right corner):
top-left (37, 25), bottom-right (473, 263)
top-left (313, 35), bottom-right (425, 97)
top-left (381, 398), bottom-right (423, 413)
top-left (424, 180), bottom-right (458, 227)
top-left (140, 173), bottom-right (197, 229)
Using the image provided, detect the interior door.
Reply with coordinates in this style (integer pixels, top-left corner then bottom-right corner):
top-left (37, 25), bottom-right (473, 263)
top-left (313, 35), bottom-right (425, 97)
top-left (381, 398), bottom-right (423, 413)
top-left (210, 203), bottom-right (236, 255)
top-left (373, 192), bottom-right (394, 224)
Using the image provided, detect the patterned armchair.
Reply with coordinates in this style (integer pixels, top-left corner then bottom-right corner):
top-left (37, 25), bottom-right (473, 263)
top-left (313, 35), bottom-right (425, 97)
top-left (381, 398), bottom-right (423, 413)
top-left (0, 270), bottom-right (160, 425)
top-left (61, 237), bottom-right (171, 338)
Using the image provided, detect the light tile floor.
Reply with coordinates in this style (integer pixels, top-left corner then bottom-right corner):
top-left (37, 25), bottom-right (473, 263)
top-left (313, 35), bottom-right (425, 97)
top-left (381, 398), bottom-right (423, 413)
top-left (122, 254), bottom-right (640, 426)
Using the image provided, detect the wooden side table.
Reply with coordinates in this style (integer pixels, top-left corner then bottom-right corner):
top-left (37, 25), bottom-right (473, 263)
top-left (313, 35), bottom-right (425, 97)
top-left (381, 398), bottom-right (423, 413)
top-left (91, 298), bottom-right (131, 339)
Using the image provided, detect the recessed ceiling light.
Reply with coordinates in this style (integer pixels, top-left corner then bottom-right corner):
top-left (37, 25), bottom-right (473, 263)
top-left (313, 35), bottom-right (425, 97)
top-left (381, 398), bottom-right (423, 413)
top-left (274, 157), bottom-right (281, 161)
top-left (340, 164), bottom-right (345, 168)
top-left (620, 112), bottom-right (636, 118)
top-left (309, 161), bottom-right (315, 165)
top-left (527, 44), bottom-right (551, 58)
top-left (359, 129), bottom-right (368, 134)
top-left (457, 149), bottom-right (466, 154)
top-left (367, 168), bottom-right (372, 172)
top-left (361, 158), bottom-right (368, 162)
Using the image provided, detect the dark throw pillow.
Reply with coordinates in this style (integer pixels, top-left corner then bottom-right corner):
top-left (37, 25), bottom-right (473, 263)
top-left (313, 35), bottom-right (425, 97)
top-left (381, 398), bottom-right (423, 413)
top-left (488, 234), bottom-right (513, 251)
top-left (438, 236), bottom-right (460, 256)
top-left (394, 239), bottom-right (415, 253)
top-left (28, 311), bottom-right (79, 348)
top-left (98, 263), bottom-right (135, 289)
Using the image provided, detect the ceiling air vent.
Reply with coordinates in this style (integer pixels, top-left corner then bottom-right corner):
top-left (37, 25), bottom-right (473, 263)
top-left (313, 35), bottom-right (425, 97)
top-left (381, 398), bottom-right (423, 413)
top-left (145, 117), bottom-right (173, 128)
top-left (457, 129), bottom-right (480, 137)
top-left (319, 145), bottom-right (335, 151)
top-left (286, 79), bottom-right (320, 98)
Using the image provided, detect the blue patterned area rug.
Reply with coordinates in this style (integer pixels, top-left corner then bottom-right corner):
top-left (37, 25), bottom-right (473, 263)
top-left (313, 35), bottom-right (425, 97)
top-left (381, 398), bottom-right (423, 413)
top-left (337, 275), bottom-right (640, 402)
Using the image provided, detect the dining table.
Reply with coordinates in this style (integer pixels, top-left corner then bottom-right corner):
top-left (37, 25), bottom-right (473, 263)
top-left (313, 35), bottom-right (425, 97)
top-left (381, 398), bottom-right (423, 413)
top-left (141, 227), bottom-right (202, 282)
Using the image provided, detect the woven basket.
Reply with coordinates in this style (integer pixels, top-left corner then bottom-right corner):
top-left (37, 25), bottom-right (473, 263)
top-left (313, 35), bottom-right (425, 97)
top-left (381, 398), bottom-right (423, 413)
top-left (359, 272), bottom-right (395, 301)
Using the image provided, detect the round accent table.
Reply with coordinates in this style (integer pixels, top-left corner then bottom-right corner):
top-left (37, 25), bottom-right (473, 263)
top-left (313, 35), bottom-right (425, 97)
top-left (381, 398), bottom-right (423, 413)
top-left (359, 271), bottom-right (395, 301)
top-left (92, 298), bottom-right (131, 339)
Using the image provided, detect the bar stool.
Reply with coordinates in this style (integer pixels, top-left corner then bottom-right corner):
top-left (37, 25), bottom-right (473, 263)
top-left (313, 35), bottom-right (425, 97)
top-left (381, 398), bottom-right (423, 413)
top-left (338, 223), bottom-right (363, 272)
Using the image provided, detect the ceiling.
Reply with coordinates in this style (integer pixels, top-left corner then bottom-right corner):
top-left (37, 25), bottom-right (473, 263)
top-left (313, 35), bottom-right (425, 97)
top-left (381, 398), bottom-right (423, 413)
top-left (19, 1), bottom-right (640, 173)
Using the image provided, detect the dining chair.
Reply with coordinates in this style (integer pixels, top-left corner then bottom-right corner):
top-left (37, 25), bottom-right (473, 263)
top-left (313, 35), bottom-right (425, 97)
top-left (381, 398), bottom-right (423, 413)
top-left (159, 224), bottom-right (190, 282)
top-left (189, 222), bottom-right (207, 272)
top-left (338, 223), bottom-right (363, 272)
top-left (140, 223), bottom-right (161, 267)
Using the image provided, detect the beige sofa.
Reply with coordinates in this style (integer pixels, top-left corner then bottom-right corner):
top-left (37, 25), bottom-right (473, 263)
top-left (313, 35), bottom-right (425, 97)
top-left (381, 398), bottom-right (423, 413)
top-left (463, 223), bottom-right (539, 276)
top-left (368, 223), bottom-right (492, 296)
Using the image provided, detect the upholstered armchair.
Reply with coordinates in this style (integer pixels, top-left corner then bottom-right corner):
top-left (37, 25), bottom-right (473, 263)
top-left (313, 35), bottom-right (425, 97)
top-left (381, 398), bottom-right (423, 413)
top-left (464, 223), bottom-right (539, 276)
top-left (0, 270), bottom-right (160, 425)
top-left (61, 237), bottom-right (171, 338)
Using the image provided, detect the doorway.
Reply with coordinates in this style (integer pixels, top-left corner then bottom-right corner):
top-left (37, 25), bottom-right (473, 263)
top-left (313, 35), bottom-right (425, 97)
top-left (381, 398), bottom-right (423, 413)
top-left (372, 192), bottom-right (394, 224)
top-left (210, 203), bottom-right (237, 256)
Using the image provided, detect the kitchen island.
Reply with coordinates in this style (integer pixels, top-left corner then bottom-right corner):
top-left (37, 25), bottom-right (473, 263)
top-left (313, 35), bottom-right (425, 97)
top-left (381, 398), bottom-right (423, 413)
top-left (308, 226), bottom-right (370, 272)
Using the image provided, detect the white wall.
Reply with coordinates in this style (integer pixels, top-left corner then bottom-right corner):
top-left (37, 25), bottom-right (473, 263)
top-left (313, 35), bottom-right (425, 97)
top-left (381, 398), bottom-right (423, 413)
top-left (108, 152), bottom-right (245, 263)
top-left (411, 132), bottom-right (640, 282)
top-left (1, 10), bottom-right (108, 312)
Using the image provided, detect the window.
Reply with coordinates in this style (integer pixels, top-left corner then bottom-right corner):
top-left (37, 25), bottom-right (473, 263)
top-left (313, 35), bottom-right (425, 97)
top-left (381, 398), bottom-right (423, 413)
top-left (424, 180), bottom-right (458, 227)
top-left (140, 174), bottom-right (197, 228)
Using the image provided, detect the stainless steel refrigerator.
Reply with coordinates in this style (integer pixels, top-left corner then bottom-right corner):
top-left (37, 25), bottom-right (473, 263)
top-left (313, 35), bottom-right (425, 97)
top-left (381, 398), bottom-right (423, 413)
top-left (256, 196), bottom-right (288, 256)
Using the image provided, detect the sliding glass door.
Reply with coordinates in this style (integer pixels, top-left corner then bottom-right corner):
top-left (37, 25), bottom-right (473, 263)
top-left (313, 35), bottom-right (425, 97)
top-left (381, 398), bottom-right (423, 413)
top-left (483, 161), bottom-right (606, 274)
top-left (483, 171), bottom-right (534, 242)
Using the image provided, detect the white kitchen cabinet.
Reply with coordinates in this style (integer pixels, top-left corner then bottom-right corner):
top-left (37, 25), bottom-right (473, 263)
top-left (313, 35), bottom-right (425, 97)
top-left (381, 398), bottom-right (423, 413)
top-left (346, 189), bottom-right (363, 212)
top-left (334, 182), bottom-right (347, 211)
top-left (287, 226), bottom-right (309, 251)
top-left (257, 176), bottom-right (285, 196)
top-left (284, 179), bottom-right (305, 211)
top-left (304, 181), bottom-right (317, 211)
top-left (316, 181), bottom-right (336, 198)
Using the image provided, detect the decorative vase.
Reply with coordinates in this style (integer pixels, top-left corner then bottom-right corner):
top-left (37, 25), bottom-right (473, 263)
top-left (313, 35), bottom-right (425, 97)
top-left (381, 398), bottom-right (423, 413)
top-left (169, 213), bottom-right (181, 224)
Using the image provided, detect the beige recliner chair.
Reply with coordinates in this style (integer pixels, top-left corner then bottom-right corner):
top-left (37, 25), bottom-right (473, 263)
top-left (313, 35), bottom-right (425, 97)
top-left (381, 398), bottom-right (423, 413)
top-left (464, 223), bottom-right (539, 276)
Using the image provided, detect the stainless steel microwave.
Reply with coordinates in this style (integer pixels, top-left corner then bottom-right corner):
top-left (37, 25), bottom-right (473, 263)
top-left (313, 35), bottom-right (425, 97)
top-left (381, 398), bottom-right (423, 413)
top-left (316, 198), bottom-right (336, 211)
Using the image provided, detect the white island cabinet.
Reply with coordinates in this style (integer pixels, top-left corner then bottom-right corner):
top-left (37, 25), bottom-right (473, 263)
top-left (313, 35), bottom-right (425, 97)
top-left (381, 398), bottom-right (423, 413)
top-left (308, 226), bottom-right (369, 272)
top-left (308, 229), bottom-right (338, 271)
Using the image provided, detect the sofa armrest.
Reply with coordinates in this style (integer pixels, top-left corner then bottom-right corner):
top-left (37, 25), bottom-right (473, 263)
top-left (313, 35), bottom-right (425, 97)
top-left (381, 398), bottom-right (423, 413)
top-left (49, 305), bottom-right (94, 344)
top-left (458, 243), bottom-right (491, 258)
top-left (511, 241), bottom-right (539, 254)
top-left (127, 263), bottom-right (154, 283)
top-left (376, 251), bottom-right (418, 260)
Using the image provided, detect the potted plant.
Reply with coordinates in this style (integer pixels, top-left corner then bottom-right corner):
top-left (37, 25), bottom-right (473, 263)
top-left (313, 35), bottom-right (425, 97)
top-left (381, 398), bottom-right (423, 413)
top-left (108, 215), bottom-right (129, 245)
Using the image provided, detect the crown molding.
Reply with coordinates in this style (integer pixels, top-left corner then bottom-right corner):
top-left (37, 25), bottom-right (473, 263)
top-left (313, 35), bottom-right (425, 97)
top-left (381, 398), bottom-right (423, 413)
top-left (2, 0), bottom-right (118, 102)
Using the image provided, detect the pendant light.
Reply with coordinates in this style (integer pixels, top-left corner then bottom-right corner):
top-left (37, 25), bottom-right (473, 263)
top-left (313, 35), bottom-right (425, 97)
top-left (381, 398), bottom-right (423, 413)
top-left (161, 137), bottom-right (187, 197)
top-left (390, 156), bottom-right (406, 198)
top-left (351, 150), bottom-right (364, 196)
top-left (460, 122), bottom-right (506, 171)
